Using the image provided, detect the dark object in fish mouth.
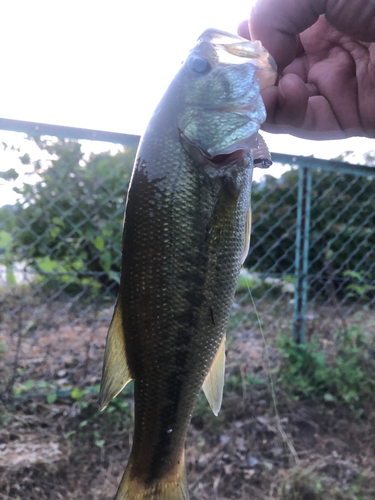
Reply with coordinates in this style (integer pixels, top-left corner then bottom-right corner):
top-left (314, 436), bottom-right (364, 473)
top-left (254, 157), bottom-right (272, 168)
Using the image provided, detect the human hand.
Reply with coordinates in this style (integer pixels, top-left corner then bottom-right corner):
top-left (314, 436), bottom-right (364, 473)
top-left (239, 0), bottom-right (375, 139)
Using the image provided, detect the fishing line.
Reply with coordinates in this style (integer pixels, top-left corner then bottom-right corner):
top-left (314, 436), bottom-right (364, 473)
top-left (247, 283), bottom-right (299, 464)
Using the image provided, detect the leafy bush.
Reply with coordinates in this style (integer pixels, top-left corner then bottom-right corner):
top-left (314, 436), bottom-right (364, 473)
top-left (278, 326), bottom-right (375, 410)
top-left (3, 137), bottom-right (135, 295)
top-left (248, 165), bottom-right (375, 299)
top-left (2, 137), bottom-right (375, 300)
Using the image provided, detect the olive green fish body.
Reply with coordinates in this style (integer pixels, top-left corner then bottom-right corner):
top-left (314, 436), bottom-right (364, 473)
top-left (100, 28), bottom-right (277, 500)
top-left (121, 128), bottom-right (253, 486)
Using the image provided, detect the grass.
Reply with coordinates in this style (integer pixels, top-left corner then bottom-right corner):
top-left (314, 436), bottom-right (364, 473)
top-left (277, 325), bottom-right (375, 411)
top-left (278, 464), bottom-right (374, 500)
top-left (2, 292), bottom-right (375, 500)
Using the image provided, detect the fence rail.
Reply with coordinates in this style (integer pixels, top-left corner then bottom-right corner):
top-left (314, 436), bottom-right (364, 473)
top-left (1, 118), bottom-right (374, 399)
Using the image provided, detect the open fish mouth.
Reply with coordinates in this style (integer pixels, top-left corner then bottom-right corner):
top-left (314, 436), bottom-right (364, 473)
top-left (210, 149), bottom-right (246, 166)
top-left (209, 148), bottom-right (271, 168)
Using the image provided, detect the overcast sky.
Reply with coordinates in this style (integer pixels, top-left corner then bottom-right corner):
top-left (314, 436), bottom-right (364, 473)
top-left (0, 0), bottom-right (373, 181)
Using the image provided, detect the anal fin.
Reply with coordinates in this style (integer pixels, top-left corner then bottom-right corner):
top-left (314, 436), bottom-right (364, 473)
top-left (99, 296), bottom-right (132, 410)
top-left (202, 334), bottom-right (226, 416)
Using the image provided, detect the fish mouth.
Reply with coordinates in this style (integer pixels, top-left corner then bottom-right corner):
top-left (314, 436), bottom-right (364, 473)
top-left (210, 149), bottom-right (246, 166)
top-left (209, 149), bottom-right (272, 168)
top-left (179, 129), bottom-right (256, 167)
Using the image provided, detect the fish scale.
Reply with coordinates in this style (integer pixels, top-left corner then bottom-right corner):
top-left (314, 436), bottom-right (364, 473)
top-left (121, 148), bottom-right (252, 490)
top-left (99, 28), bottom-right (277, 499)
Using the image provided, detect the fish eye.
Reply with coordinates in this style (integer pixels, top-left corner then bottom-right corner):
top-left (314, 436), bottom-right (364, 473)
top-left (189, 56), bottom-right (211, 75)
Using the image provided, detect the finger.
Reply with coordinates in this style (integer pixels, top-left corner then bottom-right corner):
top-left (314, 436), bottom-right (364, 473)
top-left (308, 56), bottom-right (361, 132)
top-left (274, 74), bottom-right (311, 127)
top-left (259, 85), bottom-right (279, 123)
top-left (250, 0), bottom-right (375, 72)
top-left (250, 0), bottom-right (323, 71)
top-left (237, 20), bottom-right (250, 39)
top-left (325, 0), bottom-right (375, 42)
top-left (303, 95), bottom-right (342, 131)
top-left (304, 95), bottom-right (373, 138)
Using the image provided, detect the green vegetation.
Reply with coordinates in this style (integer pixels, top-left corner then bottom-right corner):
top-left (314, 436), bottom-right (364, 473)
top-left (1, 139), bottom-right (374, 300)
top-left (73, 384), bottom-right (133, 435)
top-left (278, 325), bottom-right (375, 410)
top-left (1, 136), bottom-right (135, 296)
top-left (10, 379), bottom-right (134, 446)
top-left (225, 370), bottom-right (267, 396)
top-left (280, 466), bottom-right (370, 500)
top-left (248, 165), bottom-right (375, 299)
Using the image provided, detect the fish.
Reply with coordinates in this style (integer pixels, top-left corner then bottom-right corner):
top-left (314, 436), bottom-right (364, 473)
top-left (100, 28), bottom-right (277, 500)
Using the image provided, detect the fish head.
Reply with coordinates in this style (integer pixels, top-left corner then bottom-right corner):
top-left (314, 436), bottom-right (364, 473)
top-left (177, 28), bottom-right (277, 161)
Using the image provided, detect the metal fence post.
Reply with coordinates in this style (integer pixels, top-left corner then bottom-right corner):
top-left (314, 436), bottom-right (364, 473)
top-left (293, 166), bottom-right (312, 343)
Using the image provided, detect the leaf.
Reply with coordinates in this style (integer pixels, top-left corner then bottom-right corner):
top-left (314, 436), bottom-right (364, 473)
top-left (95, 439), bottom-right (105, 448)
top-left (108, 270), bottom-right (120, 284)
top-left (71, 387), bottom-right (84, 401)
top-left (47, 393), bottom-right (57, 404)
top-left (92, 236), bottom-right (105, 251)
top-left (19, 153), bottom-right (31, 165)
top-left (6, 266), bottom-right (16, 285)
top-left (24, 380), bottom-right (35, 390)
top-left (13, 386), bottom-right (23, 396)
top-left (0, 168), bottom-right (19, 181)
top-left (50, 227), bottom-right (61, 238)
top-left (323, 393), bottom-right (335, 402)
top-left (0, 230), bottom-right (12, 249)
top-left (37, 257), bottom-right (58, 273)
top-left (100, 251), bottom-right (112, 273)
top-left (343, 270), bottom-right (363, 281)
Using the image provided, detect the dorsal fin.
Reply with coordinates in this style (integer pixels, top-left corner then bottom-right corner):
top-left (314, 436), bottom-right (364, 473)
top-left (202, 334), bottom-right (226, 416)
top-left (99, 297), bottom-right (132, 410)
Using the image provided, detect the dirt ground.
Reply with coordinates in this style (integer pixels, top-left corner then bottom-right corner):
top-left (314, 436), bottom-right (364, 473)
top-left (1, 290), bottom-right (375, 500)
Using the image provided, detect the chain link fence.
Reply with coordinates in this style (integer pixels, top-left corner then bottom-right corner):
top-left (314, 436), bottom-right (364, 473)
top-left (1, 119), bottom-right (374, 401)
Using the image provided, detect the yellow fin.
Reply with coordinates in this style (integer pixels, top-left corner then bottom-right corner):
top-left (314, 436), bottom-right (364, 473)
top-left (241, 204), bottom-right (252, 265)
top-left (202, 334), bottom-right (226, 416)
top-left (115, 450), bottom-right (188, 500)
top-left (99, 297), bottom-right (132, 411)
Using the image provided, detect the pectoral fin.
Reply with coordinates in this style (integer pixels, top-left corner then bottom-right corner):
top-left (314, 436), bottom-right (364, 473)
top-left (99, 297), bottom-right (132, 410)
top-left (241, 204), bottom-right (252, 264)
top-left (202, 334), bottom-right (226, 416)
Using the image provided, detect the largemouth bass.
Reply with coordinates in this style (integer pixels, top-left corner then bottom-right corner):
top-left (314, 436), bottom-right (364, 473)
top-left (100, 28), bottom-right (277, 500)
